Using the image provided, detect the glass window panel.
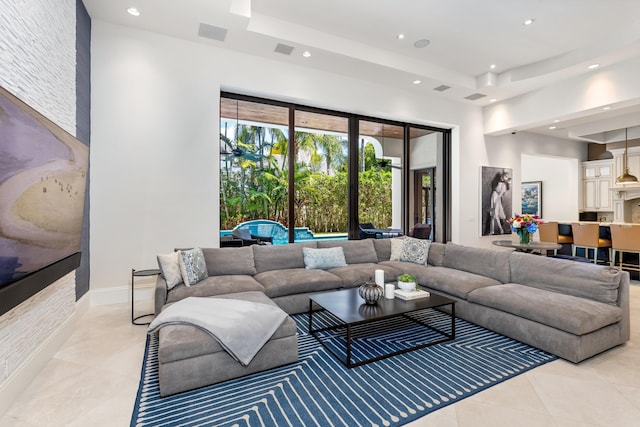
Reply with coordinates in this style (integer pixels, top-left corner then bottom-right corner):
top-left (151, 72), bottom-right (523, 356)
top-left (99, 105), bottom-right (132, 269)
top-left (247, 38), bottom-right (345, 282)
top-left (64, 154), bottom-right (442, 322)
top-left (357, 121), bottom-right (404, 238)
top-left (409, 126), bottom-right (442, 241)
top-left (293, 111), bottom-right (349, 242)
top-left (220, 97), bottom-right (289, 244)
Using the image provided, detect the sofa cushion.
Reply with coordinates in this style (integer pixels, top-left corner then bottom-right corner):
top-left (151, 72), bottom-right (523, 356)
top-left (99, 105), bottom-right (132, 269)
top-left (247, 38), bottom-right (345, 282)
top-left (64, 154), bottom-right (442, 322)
top-left (509, 252), bottom-right (621, 305)
top-left (328, 263), bottom-right (402, 288)
top-left (252, 241), bottom-right (317, 274)
top-left (443, 242), bottom-right (511, 283)
top-left (202, 247), bottom-right (257, 276)
top-left (379, 261), bottom-right (431, 286)
top-left (159, 291), bottom-right (296, 363)
top-left (427, 242), bottom-right (446, 266)
top-left (372, 239), bottom-right (391, 262)
top-left (166, 275), bottom-right (264, 304)
top-left (468, 283), bottom-right (622, 336)
top-left (178, 248), bottom-right (208, 286)
top-left (303, 247), bottom-right (347, 270)
top-left (255, 268), bottom-right (343, 298)
top-left (317, 239), bottom-right (378, 264)
top-left (157, 251), bottom-right (183, 290)
top-left (421, 266), bottom-right (503, 300)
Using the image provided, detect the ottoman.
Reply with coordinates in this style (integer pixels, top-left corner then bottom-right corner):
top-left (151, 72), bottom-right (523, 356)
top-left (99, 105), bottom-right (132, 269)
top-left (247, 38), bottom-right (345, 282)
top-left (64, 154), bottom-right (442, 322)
top-left (157, 291), bottom-right (298, 396)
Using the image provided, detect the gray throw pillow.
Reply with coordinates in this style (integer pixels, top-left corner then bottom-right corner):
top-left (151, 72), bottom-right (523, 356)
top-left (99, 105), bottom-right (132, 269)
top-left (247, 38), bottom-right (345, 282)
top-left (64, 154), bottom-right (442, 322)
top-left (389, 237), bottom-right (405, 261)
top-left (303, 247), bottom-right (348, 270)
top-left (178, 248), bottom-right (208, 286)
top-left (157, 251), bottom-right (183, 290)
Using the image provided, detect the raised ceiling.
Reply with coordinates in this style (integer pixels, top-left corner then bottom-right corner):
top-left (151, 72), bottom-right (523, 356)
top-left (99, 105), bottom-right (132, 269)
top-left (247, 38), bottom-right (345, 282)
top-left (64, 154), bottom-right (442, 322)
top-left (82, 0), bottom-right (640, 142)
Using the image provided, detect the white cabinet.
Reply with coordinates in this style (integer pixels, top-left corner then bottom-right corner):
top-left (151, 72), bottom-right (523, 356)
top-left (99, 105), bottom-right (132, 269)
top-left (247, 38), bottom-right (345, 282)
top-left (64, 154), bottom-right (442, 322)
top-left (582, 160), bottom-right (613, 211)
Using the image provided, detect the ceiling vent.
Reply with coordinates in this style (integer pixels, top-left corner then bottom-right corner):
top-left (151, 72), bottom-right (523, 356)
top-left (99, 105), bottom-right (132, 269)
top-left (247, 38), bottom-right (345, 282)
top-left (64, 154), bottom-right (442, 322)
top-left (274, 43), bottom-right (295, 55)
top-left (464, 93), bottom-right (487, 100)
top-left (198, 23), bottom-right (227, 42)
top-left (433, 85), bottom-right (451, 92)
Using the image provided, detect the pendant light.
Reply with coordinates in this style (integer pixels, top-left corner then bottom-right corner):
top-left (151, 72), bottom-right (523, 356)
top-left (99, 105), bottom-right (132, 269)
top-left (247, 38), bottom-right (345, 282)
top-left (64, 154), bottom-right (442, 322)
top-left (616, 128), bottom-right (638, 184)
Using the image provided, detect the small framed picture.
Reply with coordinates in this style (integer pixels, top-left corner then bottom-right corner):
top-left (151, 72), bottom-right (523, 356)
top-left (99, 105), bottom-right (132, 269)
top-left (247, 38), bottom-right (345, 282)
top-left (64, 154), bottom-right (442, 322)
top-left (521, 181), bottom-right (542, 217)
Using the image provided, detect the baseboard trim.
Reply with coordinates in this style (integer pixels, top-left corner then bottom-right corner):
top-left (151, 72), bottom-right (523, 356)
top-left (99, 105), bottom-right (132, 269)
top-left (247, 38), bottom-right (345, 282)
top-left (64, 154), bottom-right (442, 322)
top-left (0, 292), bottom-right (88, 416)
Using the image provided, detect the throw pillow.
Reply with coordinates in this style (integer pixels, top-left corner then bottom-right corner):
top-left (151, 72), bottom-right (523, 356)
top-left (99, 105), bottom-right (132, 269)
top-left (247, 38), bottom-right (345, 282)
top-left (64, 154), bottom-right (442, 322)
top-left (400, 236), bottom-right (431, 265)
top-left (178, 248), bottom-right (209, 286)
top-left (303, 247), bottom-right (348, 270)
top-left (157, 251), bottom-right (183, 290)
top-left (389, 237), bottom-right (405, 261)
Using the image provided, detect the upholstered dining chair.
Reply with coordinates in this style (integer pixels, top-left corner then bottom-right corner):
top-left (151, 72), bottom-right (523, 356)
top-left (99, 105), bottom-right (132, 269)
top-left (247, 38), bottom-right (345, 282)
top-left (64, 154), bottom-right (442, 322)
top-left (538, 221), bottom-right (573, 255)
top-left (570, 222), bottom-right (611, 264)
top-left (609, 224), bottom-right (640, 272)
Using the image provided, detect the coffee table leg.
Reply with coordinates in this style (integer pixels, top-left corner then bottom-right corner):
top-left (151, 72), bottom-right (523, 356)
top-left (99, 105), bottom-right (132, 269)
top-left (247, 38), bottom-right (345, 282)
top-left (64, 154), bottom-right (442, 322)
top-left (308, 300), bottom-right (313, 333)
top-left (451, 303), bottom-right (456, 338)
top-left (346, 324), bottom-right (352, 368)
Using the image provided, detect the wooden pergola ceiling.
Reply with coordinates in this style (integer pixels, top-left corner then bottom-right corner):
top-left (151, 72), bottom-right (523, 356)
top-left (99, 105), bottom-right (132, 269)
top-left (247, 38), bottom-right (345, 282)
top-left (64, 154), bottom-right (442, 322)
top-left (220, 98), bottom-right (433, 139)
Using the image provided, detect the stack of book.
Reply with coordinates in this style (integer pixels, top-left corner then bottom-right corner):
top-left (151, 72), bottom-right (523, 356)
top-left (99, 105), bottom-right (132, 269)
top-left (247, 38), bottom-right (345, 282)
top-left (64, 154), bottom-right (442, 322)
top-left (394, 288), bottom-right (431, 300)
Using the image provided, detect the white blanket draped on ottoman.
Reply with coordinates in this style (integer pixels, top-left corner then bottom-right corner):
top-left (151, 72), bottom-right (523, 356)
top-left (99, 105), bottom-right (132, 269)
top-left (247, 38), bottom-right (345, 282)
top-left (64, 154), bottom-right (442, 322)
top-left (148, 296), bottom-right (288, 366)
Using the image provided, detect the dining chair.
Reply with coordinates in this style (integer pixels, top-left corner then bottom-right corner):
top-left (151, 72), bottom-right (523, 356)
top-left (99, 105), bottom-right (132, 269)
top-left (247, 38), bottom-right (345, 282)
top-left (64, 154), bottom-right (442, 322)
top-left (609, 224), bottom-right (640, 272)
top-left (570, 222), bottom-right (611, 264)
top-left (538, 221), bottom-right (573, 255)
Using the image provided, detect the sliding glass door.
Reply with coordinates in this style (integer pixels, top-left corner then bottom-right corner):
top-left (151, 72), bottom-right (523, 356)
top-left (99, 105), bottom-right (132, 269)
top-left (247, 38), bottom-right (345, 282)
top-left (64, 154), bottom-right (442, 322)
top-left (357, 120), bottom-right (404, 237)
top-left (293, 110), bottom-right (349, 242)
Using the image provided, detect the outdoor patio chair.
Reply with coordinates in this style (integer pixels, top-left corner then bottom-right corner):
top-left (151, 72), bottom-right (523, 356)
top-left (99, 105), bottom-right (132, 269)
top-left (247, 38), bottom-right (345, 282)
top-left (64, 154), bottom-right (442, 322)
top-left (358, 223), bottom-right (380, 239)
top-left (232, 228), bottom-right (273, 246)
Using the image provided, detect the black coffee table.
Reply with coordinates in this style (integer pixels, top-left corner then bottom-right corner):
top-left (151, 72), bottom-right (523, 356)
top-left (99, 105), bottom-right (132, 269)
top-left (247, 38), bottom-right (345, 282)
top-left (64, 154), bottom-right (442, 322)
top-left (308, 287), bottom-right (456, 368)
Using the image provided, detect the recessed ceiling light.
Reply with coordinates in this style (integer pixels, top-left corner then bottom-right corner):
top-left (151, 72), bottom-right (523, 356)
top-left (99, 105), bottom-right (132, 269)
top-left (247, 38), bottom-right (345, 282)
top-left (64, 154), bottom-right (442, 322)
top-left (588, 63), bottom-right (600, 69)
top-left (127, 7), bottom-right (140, 16)
top-left (490, 64), bottom-right (496, 69)
top-left (397, 34), bottom-right (405, 40)
top-left (413, 80), bottom-right (422, 85)
top-left (413, 39), bottom-right (430, 48)
top-left (523, 18), bottom-right (535, 26)
top-left (302, 51), bottom-right (311, 58)
top-left (489, 98), bottom-right (497, 103)
top-left (548, 126), bottom-right (557, 130)
top-left (554, 119), bottom-right (560, 123)
top-left (603, 106), bottom-right (611, 110)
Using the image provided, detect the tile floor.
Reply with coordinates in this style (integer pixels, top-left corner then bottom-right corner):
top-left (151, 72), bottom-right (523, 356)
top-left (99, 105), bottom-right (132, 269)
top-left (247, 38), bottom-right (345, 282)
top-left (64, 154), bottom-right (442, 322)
top-left (2, 283), bottom-right (639, 427)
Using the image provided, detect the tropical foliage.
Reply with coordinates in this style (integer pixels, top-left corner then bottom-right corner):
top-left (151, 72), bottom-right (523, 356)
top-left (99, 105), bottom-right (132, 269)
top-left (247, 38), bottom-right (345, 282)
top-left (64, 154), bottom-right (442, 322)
top-left (220, 123), bottom-right (393, 234)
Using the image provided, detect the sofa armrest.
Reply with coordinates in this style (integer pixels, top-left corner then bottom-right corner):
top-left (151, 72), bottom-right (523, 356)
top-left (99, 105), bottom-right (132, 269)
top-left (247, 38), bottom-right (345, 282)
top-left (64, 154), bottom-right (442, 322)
top-left (155, 276), bottom-right (168, 316)
top-left (617, 270), bottom-right (630, 342)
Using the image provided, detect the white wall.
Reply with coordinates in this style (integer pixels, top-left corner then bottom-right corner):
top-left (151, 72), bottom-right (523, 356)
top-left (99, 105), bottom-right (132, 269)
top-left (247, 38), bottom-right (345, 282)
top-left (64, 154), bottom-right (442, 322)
top-left (483, 132), bottom-right (587, 246)
top-left (522, 153), bottom-right (580, 222)
top-left (90, 21), bottom-right (590, 296)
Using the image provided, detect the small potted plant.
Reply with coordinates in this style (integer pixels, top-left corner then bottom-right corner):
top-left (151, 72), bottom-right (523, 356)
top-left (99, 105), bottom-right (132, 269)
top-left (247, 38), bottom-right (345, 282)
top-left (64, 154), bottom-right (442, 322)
top-left (397, 273), bottom-right (417, 292)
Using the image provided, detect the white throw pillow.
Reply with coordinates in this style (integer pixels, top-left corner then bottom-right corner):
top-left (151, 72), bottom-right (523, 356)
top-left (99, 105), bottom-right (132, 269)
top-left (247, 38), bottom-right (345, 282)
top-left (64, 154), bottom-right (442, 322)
top-left (303, 247), bottom-right (348, 270)
top-left (157, 251), bottom-right (183, 290)
top-left (178, 248), bottom-right (209, 286)
top-left (389, 237), bottom-right (405, 261)
top-left (400, 237), bottom-right (431, 265)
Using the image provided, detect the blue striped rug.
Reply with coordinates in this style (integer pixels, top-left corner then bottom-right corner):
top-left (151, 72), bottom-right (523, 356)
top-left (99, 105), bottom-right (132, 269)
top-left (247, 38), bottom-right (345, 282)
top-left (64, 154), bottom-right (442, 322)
top-left (131, 310), bottom-right (556, 426)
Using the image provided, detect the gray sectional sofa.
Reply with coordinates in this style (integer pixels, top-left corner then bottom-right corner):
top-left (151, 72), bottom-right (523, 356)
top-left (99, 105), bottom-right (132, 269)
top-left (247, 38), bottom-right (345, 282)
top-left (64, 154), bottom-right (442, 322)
top-left (154, 238), bottom-right (630, 395)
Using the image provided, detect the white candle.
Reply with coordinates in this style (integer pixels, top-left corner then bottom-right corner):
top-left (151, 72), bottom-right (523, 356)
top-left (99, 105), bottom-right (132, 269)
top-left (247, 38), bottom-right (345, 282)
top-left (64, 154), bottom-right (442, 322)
top-left (375, 269), bottom-right (385, 286)
top-left (385, 283), bottom-right (395, 299)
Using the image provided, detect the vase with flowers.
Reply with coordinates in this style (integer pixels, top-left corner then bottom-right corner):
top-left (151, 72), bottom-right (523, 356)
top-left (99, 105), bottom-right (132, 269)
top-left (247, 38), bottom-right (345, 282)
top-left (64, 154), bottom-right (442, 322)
top-left (508, 214), bottom-right (542, 244)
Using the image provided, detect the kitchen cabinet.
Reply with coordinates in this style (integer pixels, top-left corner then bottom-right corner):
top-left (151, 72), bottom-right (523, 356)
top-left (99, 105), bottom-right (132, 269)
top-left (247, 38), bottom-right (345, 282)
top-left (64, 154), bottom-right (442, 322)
top-left (582, 160), bottom-right (613, 211)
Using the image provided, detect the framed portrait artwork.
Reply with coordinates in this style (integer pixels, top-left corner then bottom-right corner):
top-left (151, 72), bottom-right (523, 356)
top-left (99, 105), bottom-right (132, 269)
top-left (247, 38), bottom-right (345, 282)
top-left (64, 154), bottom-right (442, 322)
top-left (521, 181), bottom-right (542, 217)
top-left (481, 166), bottom-right (512, 236)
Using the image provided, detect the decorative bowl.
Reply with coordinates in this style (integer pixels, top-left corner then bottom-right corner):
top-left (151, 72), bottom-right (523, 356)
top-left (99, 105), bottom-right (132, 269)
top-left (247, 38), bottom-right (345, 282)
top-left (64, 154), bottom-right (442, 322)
top-left (398, 281), bottom-right (415, 292)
